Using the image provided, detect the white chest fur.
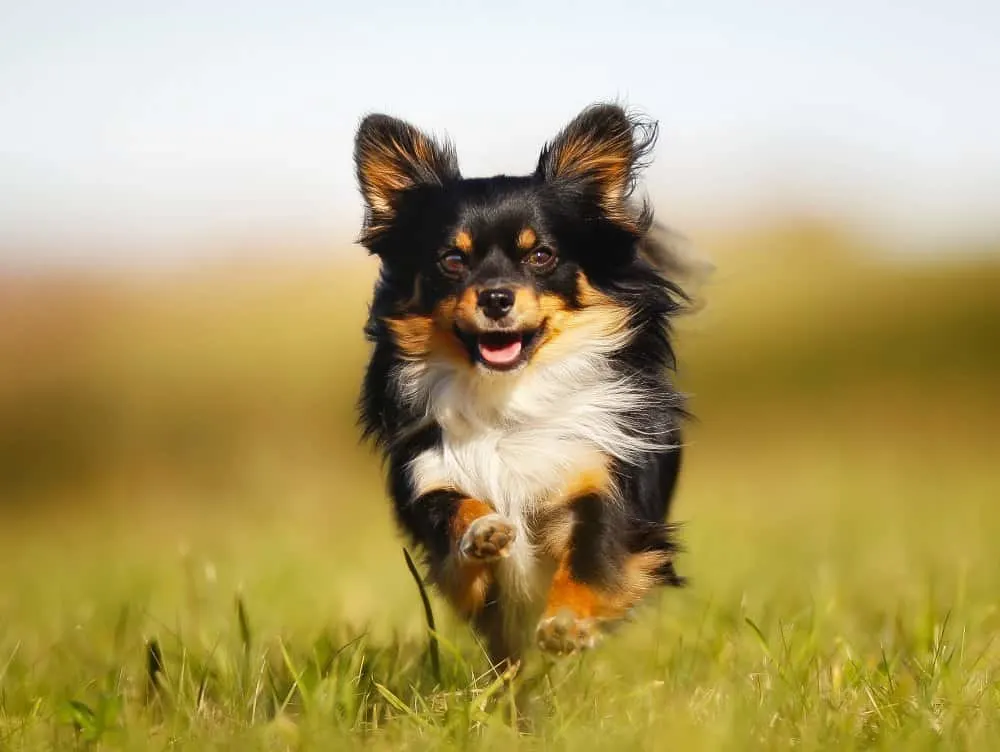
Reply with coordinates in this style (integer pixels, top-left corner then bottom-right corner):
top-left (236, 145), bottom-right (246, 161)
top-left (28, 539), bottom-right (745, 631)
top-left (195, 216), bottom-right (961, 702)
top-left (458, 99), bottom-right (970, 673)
top-left (399, 346), bottom-right (668, 606)
top-left (408, 416), bottom-right (607, 603)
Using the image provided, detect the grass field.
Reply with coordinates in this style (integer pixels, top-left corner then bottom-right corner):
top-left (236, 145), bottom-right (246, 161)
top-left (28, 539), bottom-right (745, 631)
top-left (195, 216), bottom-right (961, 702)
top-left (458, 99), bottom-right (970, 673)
top-left (1, 224), bottom-right (998, 749)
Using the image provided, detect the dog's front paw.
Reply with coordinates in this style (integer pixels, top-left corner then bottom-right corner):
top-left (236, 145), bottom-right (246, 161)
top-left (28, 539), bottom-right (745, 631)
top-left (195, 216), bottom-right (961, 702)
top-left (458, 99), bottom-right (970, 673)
top-left (536, 609), bottom-right (600, 656)
top-left (460, 513), bottom-right (517, 562)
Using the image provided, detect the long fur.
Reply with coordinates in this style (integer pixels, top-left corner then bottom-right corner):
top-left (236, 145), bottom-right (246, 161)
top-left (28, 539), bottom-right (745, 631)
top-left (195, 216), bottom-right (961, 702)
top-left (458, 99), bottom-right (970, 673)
top-left (353, 102), bottom-right (695, 662)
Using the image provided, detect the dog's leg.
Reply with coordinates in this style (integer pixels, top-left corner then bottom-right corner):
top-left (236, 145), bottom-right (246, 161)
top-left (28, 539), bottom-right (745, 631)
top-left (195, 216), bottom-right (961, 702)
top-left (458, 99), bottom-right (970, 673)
top-left (471, 583), bottom-right (522, 672)
top-left (395, 487), bottom-right (515, 620)
top-left (437, 496), bottom-right (517, 618)
top-left (535, 490), bottom-right (633, 656)
top-left (388, 448), bottom-right (521, 659)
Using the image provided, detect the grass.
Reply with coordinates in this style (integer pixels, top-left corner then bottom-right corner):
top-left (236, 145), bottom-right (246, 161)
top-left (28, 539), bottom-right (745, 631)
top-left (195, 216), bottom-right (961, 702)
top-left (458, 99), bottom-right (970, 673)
top-left (1, 225), bottom-right (998, 749)
top-left (2, 418), bottom-right (997, 750)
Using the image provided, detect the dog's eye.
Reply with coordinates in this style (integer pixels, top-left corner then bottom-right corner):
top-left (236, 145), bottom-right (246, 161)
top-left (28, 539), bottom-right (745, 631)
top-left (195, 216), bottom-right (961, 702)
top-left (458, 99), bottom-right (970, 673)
top-left (524, 246), bottom-right (556, 270)
top-left (439, 251), bottom-right (468, 275)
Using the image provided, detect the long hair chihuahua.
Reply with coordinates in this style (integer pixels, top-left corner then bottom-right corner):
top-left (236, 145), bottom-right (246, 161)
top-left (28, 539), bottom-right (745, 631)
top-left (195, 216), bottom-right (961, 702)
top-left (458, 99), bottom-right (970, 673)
top-left (353, 103), bottom-right (703, 666)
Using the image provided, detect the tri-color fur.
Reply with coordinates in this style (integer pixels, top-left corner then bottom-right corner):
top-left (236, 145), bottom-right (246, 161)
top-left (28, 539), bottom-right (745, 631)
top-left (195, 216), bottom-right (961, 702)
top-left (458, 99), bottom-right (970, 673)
top-left (354, 103), bottom-right (690, 665)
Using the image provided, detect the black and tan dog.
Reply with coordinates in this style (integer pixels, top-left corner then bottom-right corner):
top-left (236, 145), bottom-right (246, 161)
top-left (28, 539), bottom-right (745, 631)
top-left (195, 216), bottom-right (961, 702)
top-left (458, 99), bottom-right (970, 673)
top-left (353, 103), bottom-right (701, 666)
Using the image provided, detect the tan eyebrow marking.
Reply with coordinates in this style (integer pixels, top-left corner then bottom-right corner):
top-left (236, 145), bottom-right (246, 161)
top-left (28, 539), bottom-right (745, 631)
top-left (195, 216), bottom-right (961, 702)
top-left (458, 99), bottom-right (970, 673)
top-left (453, 229), bottom-right (473, 252)
top-left (516, 227), bottom-right (537, 250)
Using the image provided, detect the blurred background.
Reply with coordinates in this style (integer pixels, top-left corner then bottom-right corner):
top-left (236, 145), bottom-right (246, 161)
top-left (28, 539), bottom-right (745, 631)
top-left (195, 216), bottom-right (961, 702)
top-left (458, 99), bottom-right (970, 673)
top-left (1, 2), bottom-right (998, 640)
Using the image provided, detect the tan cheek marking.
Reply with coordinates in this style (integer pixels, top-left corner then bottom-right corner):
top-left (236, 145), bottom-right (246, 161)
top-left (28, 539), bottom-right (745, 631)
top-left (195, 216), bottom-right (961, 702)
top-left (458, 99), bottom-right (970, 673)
top-left (538, 303), bottom-right (627, 364)
top-left (384, 295), bottom-right (470, 365)
top-left (575, 272), bottom-right (612, 307)
top-left (510, 287), bottom-right (542, 327)
top-left (433, 296), bottom-right (475, 365)
top-left (384, 314), bottom-right (434, 358)
top-left (451, 287), bottom-right (481, 331)
top-left (516, 227), bottom-right (537, 250)
top-left (531, 272), bottom-right (631, 366)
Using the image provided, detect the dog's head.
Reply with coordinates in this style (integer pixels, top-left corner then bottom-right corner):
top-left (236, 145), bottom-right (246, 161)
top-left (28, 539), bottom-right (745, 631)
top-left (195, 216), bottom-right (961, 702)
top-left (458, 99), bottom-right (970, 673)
top-left (354, 103), bottom-right (675, 374)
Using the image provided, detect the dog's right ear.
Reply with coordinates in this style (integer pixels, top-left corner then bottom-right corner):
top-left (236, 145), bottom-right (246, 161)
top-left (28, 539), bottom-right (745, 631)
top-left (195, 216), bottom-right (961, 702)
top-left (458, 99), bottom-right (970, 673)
top-left (354, 114), bottom-right (460, 240)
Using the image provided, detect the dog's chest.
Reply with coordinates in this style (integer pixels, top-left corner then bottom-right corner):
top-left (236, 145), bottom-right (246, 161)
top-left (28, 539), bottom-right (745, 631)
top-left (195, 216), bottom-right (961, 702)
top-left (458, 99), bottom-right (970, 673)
top-left (410, 416), bottom-right (602, 607)
top-left (405, 371), bottom-right (630, 510)
top-left (436, 422), bottom-right (600, 513)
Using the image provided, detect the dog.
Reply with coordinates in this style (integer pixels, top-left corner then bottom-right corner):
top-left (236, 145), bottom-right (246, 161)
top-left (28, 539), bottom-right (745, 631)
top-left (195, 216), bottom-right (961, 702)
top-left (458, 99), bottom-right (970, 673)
top-left (353, 103), bottom-right (702, 666)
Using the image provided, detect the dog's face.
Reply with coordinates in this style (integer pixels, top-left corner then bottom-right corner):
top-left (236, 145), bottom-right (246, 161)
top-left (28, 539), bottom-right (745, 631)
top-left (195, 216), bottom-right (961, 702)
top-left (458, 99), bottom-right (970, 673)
top-left (354, 104), bottom-right (659, 374)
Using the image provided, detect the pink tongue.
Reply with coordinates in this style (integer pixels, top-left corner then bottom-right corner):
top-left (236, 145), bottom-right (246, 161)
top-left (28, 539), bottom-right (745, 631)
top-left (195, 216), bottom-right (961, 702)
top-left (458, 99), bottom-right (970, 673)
top-left (479, 338), bottom-right (523, 365)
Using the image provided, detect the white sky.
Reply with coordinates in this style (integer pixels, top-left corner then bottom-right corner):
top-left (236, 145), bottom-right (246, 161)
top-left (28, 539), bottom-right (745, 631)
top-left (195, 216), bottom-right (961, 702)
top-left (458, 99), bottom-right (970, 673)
top-left (1, 0), bottom-right (998, 267)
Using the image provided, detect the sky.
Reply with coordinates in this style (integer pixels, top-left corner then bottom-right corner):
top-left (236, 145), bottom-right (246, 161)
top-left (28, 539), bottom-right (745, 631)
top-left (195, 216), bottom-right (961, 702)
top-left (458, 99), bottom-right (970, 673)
top-left (1, 0), bottom-right (998, 268)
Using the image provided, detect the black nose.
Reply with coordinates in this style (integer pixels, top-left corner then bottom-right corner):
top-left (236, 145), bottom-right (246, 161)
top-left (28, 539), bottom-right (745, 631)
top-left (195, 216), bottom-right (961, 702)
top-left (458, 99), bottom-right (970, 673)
top-left (477, 288), bottom-right (515, 320)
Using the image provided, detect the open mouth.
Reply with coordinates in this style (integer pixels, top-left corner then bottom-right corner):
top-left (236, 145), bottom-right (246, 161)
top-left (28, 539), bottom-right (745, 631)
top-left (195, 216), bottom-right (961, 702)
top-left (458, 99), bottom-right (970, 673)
top-left (456, 327), bottom-right (542, 371)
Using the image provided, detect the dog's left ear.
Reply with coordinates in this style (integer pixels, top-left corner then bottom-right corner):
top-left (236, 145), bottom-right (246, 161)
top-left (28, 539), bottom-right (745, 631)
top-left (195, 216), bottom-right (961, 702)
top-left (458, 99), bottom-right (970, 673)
top-left (536, 103), bottom-right (657, 227)
top-left (354, 114), bottom-right (460, 238)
